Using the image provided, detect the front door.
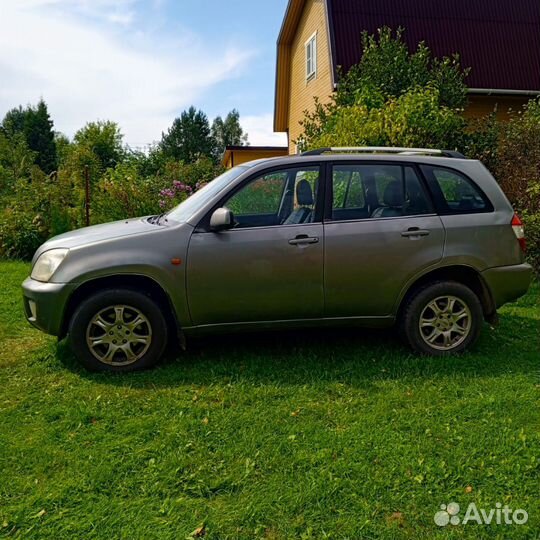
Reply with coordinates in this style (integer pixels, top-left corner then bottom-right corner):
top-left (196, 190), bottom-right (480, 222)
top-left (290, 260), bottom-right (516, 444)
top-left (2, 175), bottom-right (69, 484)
top-left (324, 162), bottom-right (445, 317)
top-left (187, 165), bottom-right (324, 326)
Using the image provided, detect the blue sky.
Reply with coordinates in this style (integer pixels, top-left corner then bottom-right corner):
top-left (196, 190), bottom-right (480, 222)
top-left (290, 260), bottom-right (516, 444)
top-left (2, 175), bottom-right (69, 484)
top-left (0, 0), bottom-right (289, 148)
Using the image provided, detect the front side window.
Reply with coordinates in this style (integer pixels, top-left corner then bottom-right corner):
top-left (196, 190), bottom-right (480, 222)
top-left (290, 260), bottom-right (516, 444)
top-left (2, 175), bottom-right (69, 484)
top-left (223, 167), bottom-right (320, 228)
top-left (331, 164), bottom-right (432, 221)
top-left (306, 33), bottom-right (317, 80)
top-left (166, 166), bottom-right (248, 223)
top-left (421, 166), bottom-right (491, 214)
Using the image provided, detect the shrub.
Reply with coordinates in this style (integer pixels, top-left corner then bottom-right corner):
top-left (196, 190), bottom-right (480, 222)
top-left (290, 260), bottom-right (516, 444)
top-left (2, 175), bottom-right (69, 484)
top-left (93, 158), bottom-right (223, 220)
top-left (0, 208), bottom-right (47, 260)
top-left (0, 167), bottom-right (67, 259)
top-left (522, 213), bottom-right (540, 275)
top-left (157, 158), bottom-right (223, 211)
top-left (93, 163), bottom-right (163, 222)
top-left (303, 87), bottom-right (465, 151)
top-left (487, 99), bottom-right (540, 274)
top-left (463, 113), bottom-right (500, 172)
top-left (494, 99), bottom-right (540, 213)
top-left (0, 132), bottom-right (36, 196)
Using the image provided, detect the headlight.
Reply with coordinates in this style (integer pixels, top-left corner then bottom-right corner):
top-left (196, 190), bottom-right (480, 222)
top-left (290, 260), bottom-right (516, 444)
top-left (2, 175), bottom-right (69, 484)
top-left (31, 249), bottom-right (69, 282)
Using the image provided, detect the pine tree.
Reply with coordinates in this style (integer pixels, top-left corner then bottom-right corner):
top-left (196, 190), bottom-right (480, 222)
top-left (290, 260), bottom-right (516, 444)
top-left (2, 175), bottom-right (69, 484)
top-left (23, 100), bottom-right (57, 174)
top-left (160, 107), bottom-right (215, 163)
top-left (1, 100), bottom-right (57, 174)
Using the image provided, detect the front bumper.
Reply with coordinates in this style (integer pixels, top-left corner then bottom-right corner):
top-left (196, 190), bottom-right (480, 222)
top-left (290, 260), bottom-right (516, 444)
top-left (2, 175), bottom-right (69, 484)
top-left (481, 263), bottom-right (533, 309)
top-left (22, 278), bottom-right (74, 336)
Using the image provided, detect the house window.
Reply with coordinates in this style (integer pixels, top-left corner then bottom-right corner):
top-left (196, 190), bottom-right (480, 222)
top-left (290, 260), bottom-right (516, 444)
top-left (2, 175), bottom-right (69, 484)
top-left (305, 32), bottom-right (317, 81)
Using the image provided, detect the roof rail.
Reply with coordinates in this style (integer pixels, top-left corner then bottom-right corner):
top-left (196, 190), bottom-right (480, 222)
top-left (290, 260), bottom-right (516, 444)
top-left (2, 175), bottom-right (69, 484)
top-left (301, 147), bottom-right (466, 159)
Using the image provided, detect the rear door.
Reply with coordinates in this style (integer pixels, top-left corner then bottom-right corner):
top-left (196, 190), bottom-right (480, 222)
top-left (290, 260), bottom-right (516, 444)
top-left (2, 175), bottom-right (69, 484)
top-left (324, 161), bottom-right (445, 317)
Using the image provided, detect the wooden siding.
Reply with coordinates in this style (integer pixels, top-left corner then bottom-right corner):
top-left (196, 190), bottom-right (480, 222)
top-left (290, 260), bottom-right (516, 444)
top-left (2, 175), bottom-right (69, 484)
top-left (465, 95), bottom-right (532, 121)
top-left (287, 0), bottom-right (333, 153)
top-left (222, 148), bottom-right (289, 169)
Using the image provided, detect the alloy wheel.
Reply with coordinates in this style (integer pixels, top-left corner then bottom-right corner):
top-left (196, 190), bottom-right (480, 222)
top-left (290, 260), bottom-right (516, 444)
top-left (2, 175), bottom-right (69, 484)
top-left (419, 295), bottom-right (472, 351)
top-left (85, 305), bottom-right (152, 366)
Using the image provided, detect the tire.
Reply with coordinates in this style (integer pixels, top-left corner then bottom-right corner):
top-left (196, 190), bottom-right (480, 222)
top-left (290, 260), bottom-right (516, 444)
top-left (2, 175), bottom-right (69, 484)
top-left (399, 281), bottom-right (483, 356)
top-left (69, 288), bottom-right (168, 372)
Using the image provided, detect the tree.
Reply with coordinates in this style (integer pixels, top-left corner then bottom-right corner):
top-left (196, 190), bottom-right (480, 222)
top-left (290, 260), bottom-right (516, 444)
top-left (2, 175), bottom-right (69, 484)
top-left (1, 100), bottom-right (57, 174)
top-left (73, 120), bottom-right (124, 171)
top-left (211, 109), bottom-right (248, 157)
top-left (1, 106), bottom-right (26, 138)
top-left (0, 131), bottom-right (36, 194)
top-left (335, 27), bottom-right (468, 110)
top-left (160, 107), bottom-right (215, 164)
top-left (24, 100), bottom-right (57, 174)
top-left (298, 27), bottom-right (469, 151)
top-left (54, 132), bottom-right (72, 168)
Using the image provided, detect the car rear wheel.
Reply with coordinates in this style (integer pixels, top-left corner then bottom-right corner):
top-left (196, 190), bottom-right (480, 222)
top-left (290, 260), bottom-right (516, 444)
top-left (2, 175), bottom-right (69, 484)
top-left (69, 289), bottom-right (168, 372)
top-left (400, 281), bottom-right (483, 356)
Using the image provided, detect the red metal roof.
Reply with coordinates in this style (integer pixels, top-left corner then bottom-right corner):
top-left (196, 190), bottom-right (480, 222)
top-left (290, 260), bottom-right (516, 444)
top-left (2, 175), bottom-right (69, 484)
top-left (328, 0), bottom-right (540, 92)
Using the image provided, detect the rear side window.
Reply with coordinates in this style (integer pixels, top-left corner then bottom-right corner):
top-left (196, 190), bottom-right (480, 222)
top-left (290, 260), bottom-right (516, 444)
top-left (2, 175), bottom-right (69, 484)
top-left (333, 168), bottom-right (365, 209)
top-left (421, 165), bottom-right (493, 214)
top-left (331, 164), bottom-right (433, 221)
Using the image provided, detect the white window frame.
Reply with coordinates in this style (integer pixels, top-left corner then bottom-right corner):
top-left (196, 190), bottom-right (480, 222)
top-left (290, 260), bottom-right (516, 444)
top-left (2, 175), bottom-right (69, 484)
top-left (305, 32), bottom-right (317, 81)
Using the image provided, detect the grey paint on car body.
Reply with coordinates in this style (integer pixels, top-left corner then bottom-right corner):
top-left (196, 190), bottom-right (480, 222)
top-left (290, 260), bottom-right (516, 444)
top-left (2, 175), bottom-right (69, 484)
top-left (23, 153), bottom-right (532, 345)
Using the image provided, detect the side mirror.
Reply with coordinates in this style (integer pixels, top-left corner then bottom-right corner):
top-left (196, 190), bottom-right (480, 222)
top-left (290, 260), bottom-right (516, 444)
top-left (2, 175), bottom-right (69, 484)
top-left (210, 207), bottom-right (235, 231)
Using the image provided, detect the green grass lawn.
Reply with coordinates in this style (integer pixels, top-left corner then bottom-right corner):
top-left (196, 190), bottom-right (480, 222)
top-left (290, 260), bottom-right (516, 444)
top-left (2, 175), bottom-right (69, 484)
top-left (1, 261), bottom-right (539, 539)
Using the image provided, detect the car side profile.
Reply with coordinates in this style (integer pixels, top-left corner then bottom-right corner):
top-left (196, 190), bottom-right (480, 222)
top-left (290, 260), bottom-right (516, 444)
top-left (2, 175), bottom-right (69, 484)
top-left (22, 147), bottom-right (532, 372)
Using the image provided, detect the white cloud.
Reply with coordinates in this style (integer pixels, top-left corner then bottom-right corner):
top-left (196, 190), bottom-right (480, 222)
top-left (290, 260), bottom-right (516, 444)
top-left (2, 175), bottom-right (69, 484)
top-left (0, 1), bottom-right (253, 147)
top-left (242, 114), bottom-right (288, 147)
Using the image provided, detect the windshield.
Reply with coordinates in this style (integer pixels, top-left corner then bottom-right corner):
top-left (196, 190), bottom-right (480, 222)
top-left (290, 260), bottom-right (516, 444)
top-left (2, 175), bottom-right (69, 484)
top-left (166, 166), bottom-right (248, 223)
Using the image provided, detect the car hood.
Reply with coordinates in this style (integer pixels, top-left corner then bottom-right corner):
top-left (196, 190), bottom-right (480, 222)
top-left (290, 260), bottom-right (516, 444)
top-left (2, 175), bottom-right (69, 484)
top-left (33, 217), bottom-right (160, 258)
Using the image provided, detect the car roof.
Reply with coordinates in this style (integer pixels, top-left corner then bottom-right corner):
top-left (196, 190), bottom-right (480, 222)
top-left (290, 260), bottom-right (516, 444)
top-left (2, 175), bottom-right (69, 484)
top-left (243, 153), bottom-right (475, 170)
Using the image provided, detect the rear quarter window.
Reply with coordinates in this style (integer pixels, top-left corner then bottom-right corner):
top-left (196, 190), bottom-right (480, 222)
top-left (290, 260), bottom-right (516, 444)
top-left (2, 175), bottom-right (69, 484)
top-left (420, 165), bottom-right (493, 215)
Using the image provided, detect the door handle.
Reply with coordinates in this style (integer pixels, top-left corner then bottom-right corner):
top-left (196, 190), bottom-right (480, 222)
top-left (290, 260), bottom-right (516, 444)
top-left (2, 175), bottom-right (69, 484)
top-left (289, 234), bottom-right (319, 246)
top-left (401, 227), bottom-right (430, 238)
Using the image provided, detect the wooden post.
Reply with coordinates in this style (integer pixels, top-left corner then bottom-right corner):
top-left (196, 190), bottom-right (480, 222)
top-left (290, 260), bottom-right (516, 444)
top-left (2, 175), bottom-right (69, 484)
top-left (84, 165), bottom-right (90, 227)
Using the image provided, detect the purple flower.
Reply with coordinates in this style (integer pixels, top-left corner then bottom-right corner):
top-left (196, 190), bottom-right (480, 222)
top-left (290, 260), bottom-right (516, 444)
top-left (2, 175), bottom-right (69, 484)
top-left (159, 188), bottom-right (175, 198)
top-left (172, 180), bottom-right (192, 193)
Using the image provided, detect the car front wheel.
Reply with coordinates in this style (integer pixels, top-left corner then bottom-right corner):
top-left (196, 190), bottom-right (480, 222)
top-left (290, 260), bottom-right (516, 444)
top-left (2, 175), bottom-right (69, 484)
top-left (69, 289), bottom-right (168, 372)
top-left (400, 281), bottom-right (483, 356)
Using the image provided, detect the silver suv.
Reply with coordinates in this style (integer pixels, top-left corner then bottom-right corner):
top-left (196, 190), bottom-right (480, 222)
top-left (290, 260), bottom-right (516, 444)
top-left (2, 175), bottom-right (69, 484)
top-left (22, 147), bottom-right (532, 372)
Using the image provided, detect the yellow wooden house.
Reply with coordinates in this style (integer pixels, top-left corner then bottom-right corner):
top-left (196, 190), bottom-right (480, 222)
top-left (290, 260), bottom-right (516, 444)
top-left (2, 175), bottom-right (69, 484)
top-left (274, 0), bottom-right (540, 153)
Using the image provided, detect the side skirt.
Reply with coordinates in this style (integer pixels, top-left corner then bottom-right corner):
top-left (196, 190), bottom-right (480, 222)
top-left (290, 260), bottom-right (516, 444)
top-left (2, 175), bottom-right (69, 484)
top-left (182, 315), bottom-right (395, 336)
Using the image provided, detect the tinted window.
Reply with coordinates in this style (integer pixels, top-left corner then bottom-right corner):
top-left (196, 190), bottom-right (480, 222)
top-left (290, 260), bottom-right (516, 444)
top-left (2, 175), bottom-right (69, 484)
top-left (421, 166), bottom-right (491, 214)
top-left (331, 164), bottom-right (432, 221)
top-left (223, 167), bottom-right (320, 228)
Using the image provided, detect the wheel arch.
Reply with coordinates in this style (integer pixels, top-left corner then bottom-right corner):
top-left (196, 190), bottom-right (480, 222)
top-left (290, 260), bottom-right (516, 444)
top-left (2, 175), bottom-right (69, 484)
top-left (60, 274), bottom-right (183, 345)
top-left (395, 265), bottom-right (497, 324)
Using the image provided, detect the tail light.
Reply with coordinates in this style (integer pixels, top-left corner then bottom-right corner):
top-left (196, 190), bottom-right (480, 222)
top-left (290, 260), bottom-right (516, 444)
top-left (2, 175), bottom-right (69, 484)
top-left (511, 214), bottom-right (526, 252)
